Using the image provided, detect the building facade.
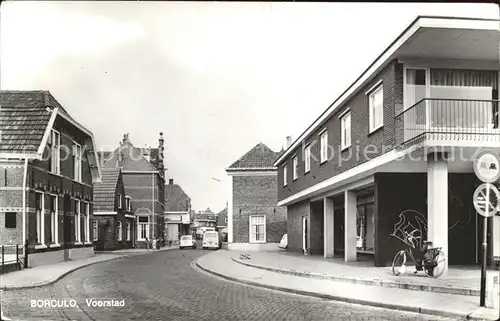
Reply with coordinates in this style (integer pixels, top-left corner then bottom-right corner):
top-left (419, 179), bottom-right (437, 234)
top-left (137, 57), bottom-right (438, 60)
top-left (273, 16), bottom-right (500, 271)
top-left (216, 207), bottom-right (227, 231)
top-left (0, 90), bottom-right (101, 267)
top-left (100, 133), bottom-right (165, 248)
top-left (164, 178), bottom-right (192, 243)
top-left (93, 168), bottom-right (135, 250)
top-left (226, 143), bottom-right (287, 251)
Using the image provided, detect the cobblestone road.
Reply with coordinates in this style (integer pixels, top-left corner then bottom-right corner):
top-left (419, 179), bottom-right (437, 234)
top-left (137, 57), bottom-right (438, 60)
top-left (2, 249), bottom-right (462, 321)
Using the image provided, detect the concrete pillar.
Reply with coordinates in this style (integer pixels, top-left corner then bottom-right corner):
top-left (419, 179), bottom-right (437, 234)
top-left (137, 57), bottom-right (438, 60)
top-left (227, 176), bottom-right (234, 243)
top-left (324, 197), bottom-right (334, 258)
top-left (344, 190), bottom-right (357, 262)
top-left (427, 153), bottom-right (448, 274)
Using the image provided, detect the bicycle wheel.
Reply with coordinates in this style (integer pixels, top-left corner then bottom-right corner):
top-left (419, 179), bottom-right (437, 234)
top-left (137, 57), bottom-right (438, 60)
top-left (392, 250), bottom-right (407, 276)
top-left (424, 250), bottom-right (446, 278)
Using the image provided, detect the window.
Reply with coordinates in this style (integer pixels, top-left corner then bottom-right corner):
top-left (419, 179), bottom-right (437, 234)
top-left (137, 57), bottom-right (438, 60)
top-left (249, 215), bottom-right (266, 243)
top-left (5, 212), bottom-right (16, 228)
top-left (75, 199), bottom-right (81, 243)
top-left (341, 112), bottom-right (352, 150)
top-left (138, 216), bottom-right (149, 240)
top-left (126, 222), bottom-right (131, 241)
top-left (73, 143), bottom-right (82, 182)
top-left (117, 222), bottom-right (123, 241)
top-left (304, 144), bottom-right (311, 173)
top-left (93, 221), bottom-right (98, 241)
top-left (283, 164), bottom-right (287, 186)
top-left (83, 202), bottom-right (90, 243)
top-left (368, 85), bottom-right (384, 132)
top-left (292, 156), bottom-right (298, 180)
top-left (320, 130), bottom-right (328, 163)
top-left (35, 192), bottom-right (44, 244)
top-left (49, 195), bottom-right (58, 244)
top-left (125, 196), bottom-right (131, 212)
top-left (117, 193), bottom-right (122, 209)
top-left (49, 130), bottom-right (60, 175)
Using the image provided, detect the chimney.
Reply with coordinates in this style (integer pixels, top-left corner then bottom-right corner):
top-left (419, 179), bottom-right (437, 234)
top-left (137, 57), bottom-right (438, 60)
top-left (286, 136), bottom-right (292, 149)
top-left (116, 140), bottom-right (124, 168)
top-left (123, 133), bottom-right (129, 143)
top-left (158, 132), bottom-right (165, 173)
top-left (169, 178), bottom-right (174, 185)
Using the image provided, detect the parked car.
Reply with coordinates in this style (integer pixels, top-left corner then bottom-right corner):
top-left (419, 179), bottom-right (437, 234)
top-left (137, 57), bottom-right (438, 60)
top-left (278, 234), bottom-right (287, 249)
top-left (179, 235), bottom-right (196, 250)
top-left (202, 231), bottom-right (220, 250)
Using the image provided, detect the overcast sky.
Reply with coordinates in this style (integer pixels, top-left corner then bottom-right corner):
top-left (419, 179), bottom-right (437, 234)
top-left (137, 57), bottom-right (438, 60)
top-left (1, 1), bottom-right (498, 212)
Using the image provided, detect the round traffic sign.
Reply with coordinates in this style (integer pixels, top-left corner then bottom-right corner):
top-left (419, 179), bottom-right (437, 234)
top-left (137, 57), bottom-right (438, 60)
top-left (473, 183), bottom-right (500, 217)
top-left (473, 151), bottom-right (500, 183)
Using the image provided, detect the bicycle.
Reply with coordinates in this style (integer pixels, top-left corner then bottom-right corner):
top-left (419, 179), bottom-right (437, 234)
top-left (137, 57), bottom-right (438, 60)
top-left (391, 229), bottom-right (446, 278)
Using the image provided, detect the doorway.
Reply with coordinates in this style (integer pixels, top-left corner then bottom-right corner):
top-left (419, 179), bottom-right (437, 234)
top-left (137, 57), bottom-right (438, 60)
top-left (302, 216), bottom-right (308, 254)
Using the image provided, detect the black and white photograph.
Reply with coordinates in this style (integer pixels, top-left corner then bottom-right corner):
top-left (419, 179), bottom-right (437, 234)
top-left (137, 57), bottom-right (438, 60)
top-left (0, 1), bottom-right (500, 320)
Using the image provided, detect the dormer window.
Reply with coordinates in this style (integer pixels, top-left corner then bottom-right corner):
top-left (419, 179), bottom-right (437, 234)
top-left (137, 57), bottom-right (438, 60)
top-left (73, 142), bottom-right (82, 182)
top-left (49, 130), bottom-right (61, 175)
top-left (125, 196), bottom-right (131, 212)
top-left (117, 193), bottom-right (122, 209)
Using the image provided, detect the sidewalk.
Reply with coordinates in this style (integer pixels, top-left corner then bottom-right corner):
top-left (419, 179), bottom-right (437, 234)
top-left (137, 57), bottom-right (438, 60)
top-left (232, 250), bottom-right (483, 296)
top-left (195, 250), bottom-right (499, 321)
top-left (1, 246), bottom-right (177, 290)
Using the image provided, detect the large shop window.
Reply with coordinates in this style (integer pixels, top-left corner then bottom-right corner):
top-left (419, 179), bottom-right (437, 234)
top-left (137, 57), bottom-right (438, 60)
top-left (249, 215), bottom-right (266, 243)
top-left (356, 193), bottom-right (375, 253)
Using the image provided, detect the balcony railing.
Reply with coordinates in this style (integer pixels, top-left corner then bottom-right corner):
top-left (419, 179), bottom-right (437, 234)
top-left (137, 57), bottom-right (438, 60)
top-left (395, 98), bottom-right (500, 148)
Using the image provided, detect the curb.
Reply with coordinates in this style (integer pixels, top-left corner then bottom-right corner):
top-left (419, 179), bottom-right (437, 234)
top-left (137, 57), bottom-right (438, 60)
top-left (231, 257), bottom-right (480, 297)
top-left (194, 259), bottom-right (478, 320)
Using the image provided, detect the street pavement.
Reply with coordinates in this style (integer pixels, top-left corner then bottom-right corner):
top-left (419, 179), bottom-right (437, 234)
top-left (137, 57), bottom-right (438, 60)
top-left (2, 248), bottom-right (463, 321)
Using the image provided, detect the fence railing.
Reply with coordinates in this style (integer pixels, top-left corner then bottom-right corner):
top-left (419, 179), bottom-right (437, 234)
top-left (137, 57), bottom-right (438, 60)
top-left (1, 244), bottom-right (24, 269)
top-left (395, 98), bottom-right (500, 148)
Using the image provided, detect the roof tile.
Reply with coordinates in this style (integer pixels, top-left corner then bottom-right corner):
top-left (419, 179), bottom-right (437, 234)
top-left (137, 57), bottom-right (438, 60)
top-left (227, 143), bottom-right (279, 170)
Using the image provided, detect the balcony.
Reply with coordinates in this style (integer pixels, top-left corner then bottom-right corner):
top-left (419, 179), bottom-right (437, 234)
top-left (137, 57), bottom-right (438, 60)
top-left (395, 98), bottom-right (500, 150)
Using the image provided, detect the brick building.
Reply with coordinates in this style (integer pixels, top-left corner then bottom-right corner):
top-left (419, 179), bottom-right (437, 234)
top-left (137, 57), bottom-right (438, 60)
top-left (100, 133), bottom-right (165, 248)
top-left (226, 142), bottom-right (287, 251)
top-left (0, 90), bottom-right (101, 267)
top-left (164, 178), bottom-right (192, 243)
top-left (216, 207), bottom-right (227, 230)
top-left (273, 16), bottom-right (500, 271)
top-left (93, 168), bottom-right (135, 250)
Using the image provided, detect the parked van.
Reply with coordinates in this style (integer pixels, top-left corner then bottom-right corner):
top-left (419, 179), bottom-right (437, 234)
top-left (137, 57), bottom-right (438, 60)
top-left (202, 231), bottom-right (220, 250)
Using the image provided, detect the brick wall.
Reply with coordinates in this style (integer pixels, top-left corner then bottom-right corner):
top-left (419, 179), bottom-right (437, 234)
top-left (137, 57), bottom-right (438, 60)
top-left (278, 60), bottom-right (403, 202)
top-left (122, 172), bottom-right (164, 239)
top-left (232, 174), bottom-right (287, 243)
top-left (94, 216), bottom-right (134, 251)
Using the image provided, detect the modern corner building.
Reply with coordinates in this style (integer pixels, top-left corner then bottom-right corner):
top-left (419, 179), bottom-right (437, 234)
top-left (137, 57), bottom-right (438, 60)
top-left (226, 143), bottom-right (287, 251)
top-left (100, 133), bottom-right (165, 248)
top-left (274, 16), bottom-right (500, 270)
top-left (0, 90), bottom-right (101, 267)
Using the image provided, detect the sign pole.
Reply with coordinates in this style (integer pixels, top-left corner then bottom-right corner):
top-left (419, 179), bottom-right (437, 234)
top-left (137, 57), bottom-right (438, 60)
top-left (481, 183), bottom-right (491, 307)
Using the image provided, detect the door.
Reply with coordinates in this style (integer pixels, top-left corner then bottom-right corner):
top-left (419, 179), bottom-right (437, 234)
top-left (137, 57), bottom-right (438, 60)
top-left (302, 216), bottom-right (308, 254)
